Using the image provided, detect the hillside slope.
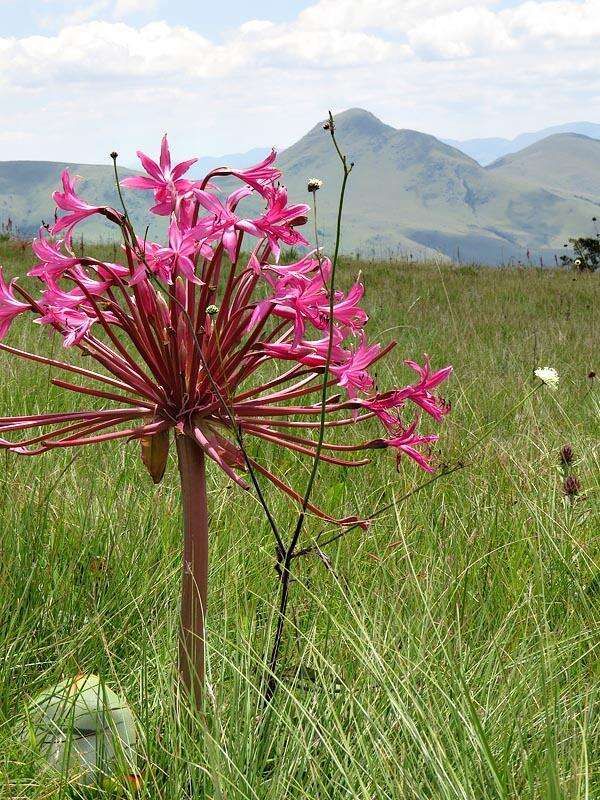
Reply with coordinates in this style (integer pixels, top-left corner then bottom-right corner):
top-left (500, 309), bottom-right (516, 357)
top-left (275, 109), bottom-right (599, 262)
top-left (0, 160), bottom-right (154, 240)
top-left (1, 110), bottom-right (598, 264)
top-left (486, 134), bottom-right (600, 203)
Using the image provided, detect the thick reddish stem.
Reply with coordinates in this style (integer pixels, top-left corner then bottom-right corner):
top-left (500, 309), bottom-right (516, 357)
top-left (176, 434), bottom-right (209, 705)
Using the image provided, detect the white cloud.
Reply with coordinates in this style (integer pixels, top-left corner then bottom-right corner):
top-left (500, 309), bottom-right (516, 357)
top-left (0, 0), bottom-right (598, 162)
top-left (0, 21), bottom-right (239, 85)
top-left (506, 0), bottom-right (600, 41)
top-left (408, 6), bottom-right (515, 59)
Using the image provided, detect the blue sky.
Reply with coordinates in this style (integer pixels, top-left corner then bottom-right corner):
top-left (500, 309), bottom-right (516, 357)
top-left (2, 1), bottom-right (309, 36)
top-left (0, 0), bottom-right (597, 163)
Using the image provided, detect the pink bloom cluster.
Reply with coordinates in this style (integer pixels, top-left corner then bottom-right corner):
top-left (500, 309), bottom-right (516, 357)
top-left (0, 138), bottom-right (452, 524)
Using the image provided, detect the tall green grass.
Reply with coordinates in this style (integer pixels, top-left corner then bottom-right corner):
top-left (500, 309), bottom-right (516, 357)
top-left (0, 241), bottom-right (598, 798)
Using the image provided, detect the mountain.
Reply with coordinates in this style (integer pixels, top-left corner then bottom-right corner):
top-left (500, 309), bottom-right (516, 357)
top-left (273, 108), bottom-right (599, 263)
top-left (445, 122), bottom-right (600, 165)
top-left (1, 109), bottom-right (599, 264)
top-left (188, 148), bottom-right (271, 179)
top-left (0, 150), bottom-right (273, 239)
top-left (486, 133), bottom-right (600, 203)
top-left (0, 160), bottom-right (155, 240)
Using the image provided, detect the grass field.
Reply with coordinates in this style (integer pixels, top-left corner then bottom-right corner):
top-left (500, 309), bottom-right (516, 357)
top-left (0, 239), bottom-right (598, 799)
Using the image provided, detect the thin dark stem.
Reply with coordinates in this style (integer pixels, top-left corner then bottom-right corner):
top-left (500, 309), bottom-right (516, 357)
top-left (176, 435), bottom-right (209, 706)
top-left (264, 112), bottom-right (353, 704)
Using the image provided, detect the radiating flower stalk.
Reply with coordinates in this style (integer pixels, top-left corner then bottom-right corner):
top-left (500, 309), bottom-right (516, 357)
top-left (0, 114), bottom-right (452, 706)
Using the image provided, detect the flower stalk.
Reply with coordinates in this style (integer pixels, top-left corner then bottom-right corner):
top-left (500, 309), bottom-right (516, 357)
top-left (264, 112), bottom-right (354, 704)
top-left (176, 434), bottom-right (209, 705)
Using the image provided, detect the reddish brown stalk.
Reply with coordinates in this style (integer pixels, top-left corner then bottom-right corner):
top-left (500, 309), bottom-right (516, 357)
top-left (44, 417), bottom-right (163, 448)
top-left (0, 342), bottom-right (153, 397)
top-left (0, 412), bottom-right (142, 448)
top-left (120, 239), bottom-right (181, 391)
top-left (80, 338), bottom-right (163, 400)
top-left (176, 434), bottom-right (209, 705)
top-left (50, 378), bottom-right (155, 408)
top-left (240, 425), bottom-right (370, 466)
top-left (69, 278), bottom-right (160, 385)
top-left (232, 361), bottom-right (306, 402)
top-left (0, 407), bottom-right (142, 430)
top-left (91, 270), bottom-right (171, 387)
top-left (103, 266), bottom-right (173, 382)
top-left (235, 412), bottom-right (375, 429)
top-left (242, 424), bottom-right (373, 453)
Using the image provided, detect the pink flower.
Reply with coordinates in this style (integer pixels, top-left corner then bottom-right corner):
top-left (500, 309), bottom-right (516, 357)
top-left (371, 357), bottom-right (452, 423)
top-left (254, 271), bottom-right (329, 342)
top-left (262, 252), bottom-right (323, 285)
top-left (263, 330), bottom-right (347, 367)
top-left (246, 186), bottom-right (310, 261)
top-left (0, 268), bottom-right (29, 339)
top-left (94, 261), bottom-right (131, 281)
top-left (35, 306), bottom-right (95, 347)
top-left (40, 284), bottom-right (87, 310)
top-left (324, 282), bottom-right (368, 331)
top-left (121, 135), bottom-right (197, 216)
top-left (230, 149), bottom-right (281, 194)
top-left (52, 170), bottom-right (104, 235)
top-left (382, 417), bottom-right (439, 473)
top-left (149, 220), bottom-right (209, 286)
top-left (29, 231), bottom-right (81, 281)
top-left (193, 186), bottom-right (253, 262)
top-left (331, 334), bottom-right (380, 398)
top-left (401, 357), bottom-right (453, 421)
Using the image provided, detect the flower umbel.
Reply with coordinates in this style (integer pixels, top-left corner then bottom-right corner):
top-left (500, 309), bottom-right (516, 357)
top-left (0, 135), bottom-right (453, 702)
top-left (534, 366), bottom-right (559, 389)
top-left (0, 138), bottom-right (452, 522)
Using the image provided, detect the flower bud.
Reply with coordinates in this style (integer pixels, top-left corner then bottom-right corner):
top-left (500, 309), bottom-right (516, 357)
top-left (155, 292), bottom-right (170, 327)
top-left (136, 279), bottom-right (156, 316)
top-left (140, 429), bottom-right (170, 484)
top-left (307, 178), bottom-right (323, 193)
top-left (175, 276), bottom-right (186, 310)
top-left (206, 304), bottom-right (219, 316)
top-left (177, 315), bottom-right (188, 368)
top-left (560, 445), bottom-right (573, 466)
top-left (563, 475), bottom-right (581, 497)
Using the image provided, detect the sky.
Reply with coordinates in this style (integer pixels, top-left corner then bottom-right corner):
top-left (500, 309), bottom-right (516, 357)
top-left (0, 0), bottom-right (598, 164)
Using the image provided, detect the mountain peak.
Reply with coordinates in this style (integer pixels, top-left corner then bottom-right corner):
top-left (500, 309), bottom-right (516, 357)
top-left (335, 107), bottom-right (383, 124)
top-left (301, 108), bottom-right (393, 142)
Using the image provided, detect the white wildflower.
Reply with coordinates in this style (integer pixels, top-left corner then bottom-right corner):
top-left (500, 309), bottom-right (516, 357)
top-left (307, 178), bottom-right (323, 192)
top-left (534, 367), bottom-right (559, 389)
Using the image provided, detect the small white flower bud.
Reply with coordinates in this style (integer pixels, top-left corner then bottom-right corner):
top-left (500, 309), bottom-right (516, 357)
top-left (307, 178), bottom-right (323, 193)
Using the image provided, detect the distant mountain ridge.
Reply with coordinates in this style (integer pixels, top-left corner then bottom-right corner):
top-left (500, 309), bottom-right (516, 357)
top-left (444, 122), bottom-right (600, 166)
top-left (485, 133), bottom-right (600, 203)
top-left (1, 109), bottom-right (599, 265)
top-left (188, 148), bottom-right (272, 179)
top-left (273, 109), bottom-right (599, 263)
